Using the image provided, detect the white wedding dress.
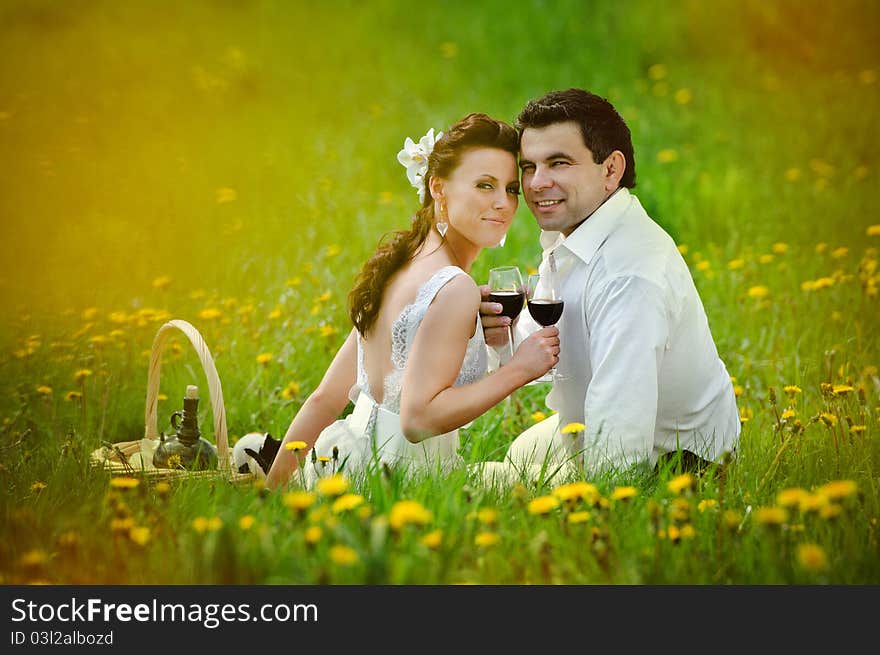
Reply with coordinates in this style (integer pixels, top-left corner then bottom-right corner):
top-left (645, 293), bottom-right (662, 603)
top-left (302, 266), bottom-right (487, 487)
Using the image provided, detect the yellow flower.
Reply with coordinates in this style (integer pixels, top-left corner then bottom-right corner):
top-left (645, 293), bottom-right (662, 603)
top-left (152, 275), bottom-right (172, 290)
top-left (332, 494), bottom-right (365, 514)
top-left (20, 549), bottom-right (49, 569)
top-left (74, 368), bottom-right (93, 383)
top-left (657, 148), bottom-right (678, 163)
top-left (777, 488), bottom-right (808, 507)
top-left (31, 481), bottom-right (47, 493)
top-left (771, 242), bottom-right (789, 254)
top-left (389, 500), bottom-right (432, 530)
top-left (561, 422), bottom-right (586, 435)
top-left (740, 407), bottom-right (753, 423)
top-left (696, 260), bottom-right (711, 272)
top-left (798, 493), bottom-right (829, 513)
top-left (283, 491), bottom-right (316, 511)
top-left (816, 480), bottom-right (857, 501)
top-left (727, 259), bottom-right (745, 270)
top-left (819, 412), bottom-right (838, 427)
top-left (611, 486), bottom-right (638, 501)
top-left (759, 254), bottom-right (774, 264)
top-left (329, 545), bottom-right (358, 566)
top-left (36, 385), bottom-right (52, 396)
top-left (320, 324), bottom-right (339, 338)
top-left (747, 286), bottom-right (769, 299)
top-left (128, 526), bottom-right (151, 546)
top-left (198, 308), bottom-right (222, 320)
top-left (268, 306), bottom-right (283, 320)
top-left (648, 63), bottom-right (667, 80)
top-left (109, 477), bottom-right (140, 490)
top-left (531, 411), bottom-right (547, 422)
top-left (206, 517), bottom-right (223, 532)
top-left (281, 382), bottom-right (301, 400)
top-left (831, 246), bottom-right (848, 259)
top-left (680, 524), bottom-right (696, 539)
top-left (154, 481), bottom-right (171, 496)
top-left (867, 225), bottom-right (880, 237)
top-left (697, 499), bottom-right (717, 513)
top-left (256, 352), bottom-right (273, 366)
top-left (781, 408), bottom-right (796, 420)
top-left (831, 384), bottom-right (854, 396)
top-left (796, 543), bottom-right (828, 572)
top-left (674, 88), bottom-right (692, 105)
top-left (785, 168), bottom-right (802, 182)
top-left (755, 506), bottom-right (788, 526)
top-left (567, 511), bottom-right (591, 524)
top-left (284, 440), bottom-right (308, 452)
top-left (239, 515), bottom-right (256, 531)
top-left (527, 495), bottom-right (560, 515)
top-left (553, 481), bottom-right (599, 504)
top-left (192, 517), bottom-right (209, 533)
top-left (476, 508), bottom-right (498, 525)
top-left (421, 529), bottom-right (443, 549)
top-left (316, 474), bottom-right (349, 497)
top-left (667, 473), bottom-right (695, 494)
top-left (474, 531), bottom-right (500, 547)
top-left (325, 244), bottom-right (341, 257)
top-left (304, 526), bottom-right (322, 545)
top-left (850, 425), bottom-right (866, 434)
top-left (819, 504), bottom-right (842, 520)
top-left (783, 385), bottom-right (802, 396)
top-left (733, 385), bottom-right (743, 397)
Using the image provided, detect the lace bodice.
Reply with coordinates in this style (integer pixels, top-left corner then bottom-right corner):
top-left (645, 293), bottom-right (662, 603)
top-left (356, 266), bottom-right (488, 413)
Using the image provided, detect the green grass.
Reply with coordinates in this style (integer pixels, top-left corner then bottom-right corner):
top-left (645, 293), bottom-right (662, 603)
top-left (1, 0), bottom-right (879, 584)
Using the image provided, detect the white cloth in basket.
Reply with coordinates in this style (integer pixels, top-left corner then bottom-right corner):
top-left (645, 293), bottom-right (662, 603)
top-left (302, 266), bottom-right (487, 486)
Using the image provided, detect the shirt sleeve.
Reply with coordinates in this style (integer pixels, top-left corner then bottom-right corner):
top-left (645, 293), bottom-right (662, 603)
top-left (582, 274), bottom-right (670, 474)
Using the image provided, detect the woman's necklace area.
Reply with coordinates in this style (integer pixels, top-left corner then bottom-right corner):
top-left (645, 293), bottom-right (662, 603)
top-left (442, 236), bottom-right (466, 271)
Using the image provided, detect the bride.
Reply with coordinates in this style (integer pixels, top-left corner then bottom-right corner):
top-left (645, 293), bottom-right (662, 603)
top-left (265, 113), bottom-right (560, 489)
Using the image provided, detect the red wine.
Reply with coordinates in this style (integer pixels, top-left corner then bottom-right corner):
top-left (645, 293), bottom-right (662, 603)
top-left (527, 299), bottom-right (564, 326)
top-left (488, 290), bottom-right (525, 321)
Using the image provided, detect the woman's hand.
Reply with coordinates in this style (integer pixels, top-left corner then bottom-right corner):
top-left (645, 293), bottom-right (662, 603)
top-left (509, 326), bottom-right (559, 382)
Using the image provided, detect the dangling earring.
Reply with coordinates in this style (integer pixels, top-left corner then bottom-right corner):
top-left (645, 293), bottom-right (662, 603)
top-left (435, 199), bottom-right (448, 238)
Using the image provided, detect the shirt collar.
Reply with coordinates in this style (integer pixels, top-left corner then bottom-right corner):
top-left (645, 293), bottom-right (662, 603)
top-left (539, 187), bottom-right (632, 263)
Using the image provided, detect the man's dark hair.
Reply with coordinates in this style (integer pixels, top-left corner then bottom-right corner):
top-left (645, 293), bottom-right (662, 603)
top-left (516, 88), bottom-right (636, 188)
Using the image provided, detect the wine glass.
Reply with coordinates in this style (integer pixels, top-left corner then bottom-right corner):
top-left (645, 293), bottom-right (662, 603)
top-left (488, 265), bottom-right (524, 361)
top-left (526, 272), bottom-right (565, 381)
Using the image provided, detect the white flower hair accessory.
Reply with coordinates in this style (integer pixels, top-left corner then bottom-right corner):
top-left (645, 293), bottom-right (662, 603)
top-left (397, 128), bottom-right (443, 203)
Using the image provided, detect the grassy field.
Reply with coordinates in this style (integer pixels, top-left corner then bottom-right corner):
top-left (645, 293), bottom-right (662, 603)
top-left (1, 0), bottom-right (879, 584)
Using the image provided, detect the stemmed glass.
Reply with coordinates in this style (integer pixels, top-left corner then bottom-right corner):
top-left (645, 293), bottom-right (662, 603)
top-left (487, 266), bottom-right (525, 361)
top-left (526, 272), bottom-right (565, 381)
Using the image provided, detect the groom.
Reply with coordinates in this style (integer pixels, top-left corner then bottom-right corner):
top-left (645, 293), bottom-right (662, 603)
top-left (482, 88), bottom-right (740, 478)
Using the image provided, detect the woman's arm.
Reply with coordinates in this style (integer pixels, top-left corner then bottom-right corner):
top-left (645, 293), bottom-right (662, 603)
top-left (265, 328), bottom-right (358, 489)
top-left (400, 276), bottom-right (559, 442)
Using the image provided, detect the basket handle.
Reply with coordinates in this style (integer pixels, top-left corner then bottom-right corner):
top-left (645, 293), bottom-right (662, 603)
top-left (144, 319), bottom-right (229, 472)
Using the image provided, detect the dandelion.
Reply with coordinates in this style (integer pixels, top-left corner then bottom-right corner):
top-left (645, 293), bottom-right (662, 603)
top-left (332, 494), bottom-right (365, 514)
top-left (867, 225), bottom-right (880, 237)
top-left (206, 517), bottom-right (223, 532)
top-left (36, 385), bottom-right (52, 396)
top-left (531, 411), bottom-right (547, 422)
top-left (680, 524), bottom-right (696, 540)
top-left (527, 495), bottom-right (560, 515)
top-left (476, 508), bottom-right (498, 525)
top-left (20, 549), bottom-right (49, 569)
top-left (648, 63), bottom-right (667, 80)
top-left (281, 382), bottom-right (301, 400)
top-left (389, 500), bottom-right (432, 530)
top-left (831, 384), bottom-right (854, 396)
top-left (850, 425), bottom-right (866, 434)
top-left (696, 260), bottom-right (711, 272)
top-left (819, 504), bottom-right (842, 520)
top-left (31, 481), bottom-right (47, 493)
top-left (283, 491), bottom-right (316, 511)
top-left (667, 473), bottom-right (695, 494)
top-left (674, 88), bottom-right (692, 105)
top-left (777, 488), bottom-right (808, 508)
top-left (421, 530), bottom-right (443, 549)
top-left (727, 259), bottom-right (745, 270)
top-left (798, 493), bottom-right (829, 513)
top-left (781, 408), bottom-right (796, 420)
top-left (316, 474), bottom-right (349, 497)
top-left (747, 286), bottom-right (769, 299)
top-left (378, 191), bottom-right (394, 204)
top-left (129, 526), bottom-right (151, 546)
top-left (785, 168), bottom-right (802, 182)
top-left (796, 543), bottom-right (828, 572)
top-left (611, 486), bottom-right (638, 501)
top-left (816, 480), bottom-right (857, 501)
top-left (320, 324), bottom-right (339, 338)
top-left (192, 517), bottom-right (209, 533)
top-left (154, 481), bottom-right (171, 496)
top-left (783, 385), bottom-right (802, 397)
top-left (759, 254), bottom-right (774, 264)
top-left (553, 481), bottom-right (599, 504)
top-left (819, 412), bottom-right (838, 427)
top-left (329, 545), bottom-right (359, 566)
top-left (567, 511), bottom-right (591, 524)
top-left (723, 509), bottom-right (742, 531)
top-left (831, 247), bottom-right (849, 259)
top-left (284, 440), bottom-right (308, 452)
top-left (733, 385), bottom-right (743, 397)
top-left (304, 526), bottom-right (322, 545)
top-left (74, 369), bottom-right (93, 383)
top-left (739, 407), bottom-right (753, 423)
top-left (772, 242), bottom-right (789, 255)
top-left (109, 477), bottom-right (140, 490)
top-left (561, 422), bottom-right (586, 435)
top-left (198, 308), bottom-right (222, 320)
top-left (754, 506), bottom-right (787, 526)
top-left (474, 531), bottom-right (500, 548)
top-left (239, 515), bottom-right (256, 531)
top-left (697, 499), bottom-right (716, 513)
top-left (657, 148), bottom-right (678, 163)
top-left (325, 244), bottom-right (341, 257)
top-left (152, 276), bottom-right (172, 290)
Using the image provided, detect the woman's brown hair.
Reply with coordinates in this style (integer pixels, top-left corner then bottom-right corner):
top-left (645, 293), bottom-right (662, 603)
top-left (348, 112), bottom-right (519, 336)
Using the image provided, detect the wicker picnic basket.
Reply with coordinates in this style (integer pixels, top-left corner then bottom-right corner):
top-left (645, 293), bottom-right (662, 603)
top-left (90, 319), bottom-right (254, 484)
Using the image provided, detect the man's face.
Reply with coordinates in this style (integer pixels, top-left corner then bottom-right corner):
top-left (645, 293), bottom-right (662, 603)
top-left (519, 121), bottom-right (612, 236)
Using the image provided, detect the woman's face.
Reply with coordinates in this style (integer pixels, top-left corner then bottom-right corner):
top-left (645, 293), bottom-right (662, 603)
top-left (439, 147), bottom-right (519, 247)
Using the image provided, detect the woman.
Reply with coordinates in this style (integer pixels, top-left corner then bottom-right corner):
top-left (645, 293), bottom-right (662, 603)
top-left (265, 113), bottom-right (560, 489)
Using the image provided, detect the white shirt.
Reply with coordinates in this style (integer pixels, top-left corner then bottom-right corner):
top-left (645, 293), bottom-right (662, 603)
top-left (515, 187), bottom-right (740, 474)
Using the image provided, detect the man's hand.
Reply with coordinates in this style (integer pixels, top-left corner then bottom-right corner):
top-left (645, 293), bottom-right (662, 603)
top-left (479, 284), bottom-right (512, 348)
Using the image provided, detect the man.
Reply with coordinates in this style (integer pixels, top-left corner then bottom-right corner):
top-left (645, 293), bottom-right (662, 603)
top-left (482, 88), bottom-right (740, 478)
